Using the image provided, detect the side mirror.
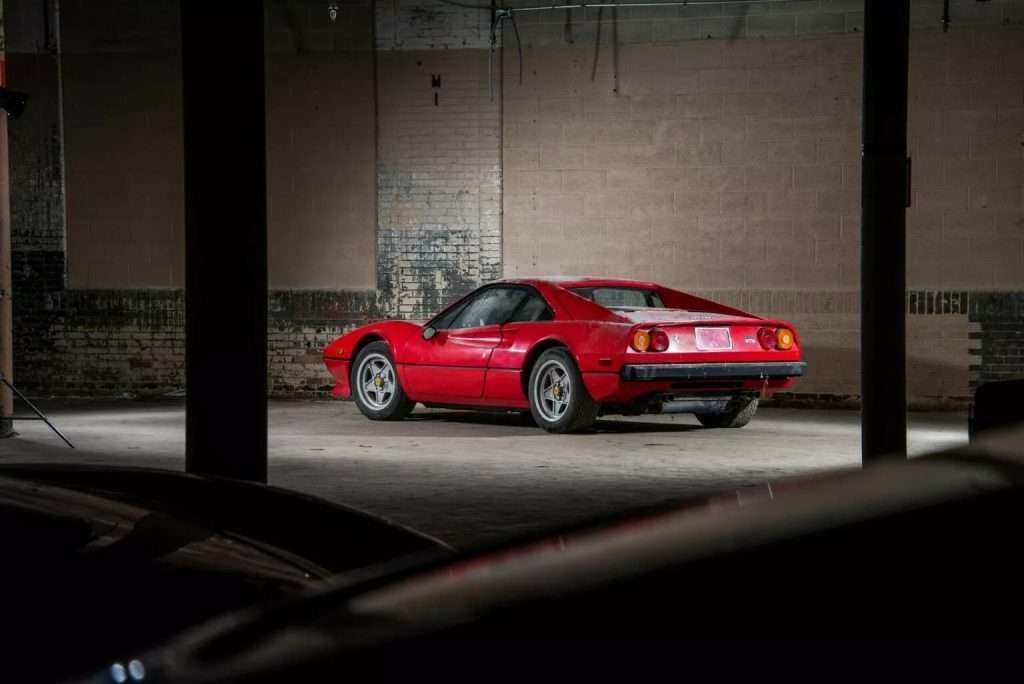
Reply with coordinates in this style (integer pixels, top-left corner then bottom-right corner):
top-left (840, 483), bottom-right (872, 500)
top-left (422, 326), bottom-right (437, 341)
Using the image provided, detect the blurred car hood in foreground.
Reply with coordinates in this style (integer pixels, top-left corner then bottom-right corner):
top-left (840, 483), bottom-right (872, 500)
top-left (108, 424), bottom-right (1024, 683)
top-left (0, 463), bottom-right (448, 682)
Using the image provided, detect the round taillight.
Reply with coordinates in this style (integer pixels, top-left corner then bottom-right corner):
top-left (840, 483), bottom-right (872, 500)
top-left (650, 328), bottom-right (670, 352)
top-left (631, 329), bottom-right (651, 352)
top-left (776, 328), bottom-right (795, 350)
top-left (757, 327), bottom-right (777, 350)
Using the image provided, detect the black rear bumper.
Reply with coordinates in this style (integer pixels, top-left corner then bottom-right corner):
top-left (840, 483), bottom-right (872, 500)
top-left (621, 361), bottom-right (807, 382)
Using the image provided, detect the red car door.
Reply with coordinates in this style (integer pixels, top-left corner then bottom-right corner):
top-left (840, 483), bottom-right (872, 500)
top-left (484, 290), bottom-right (557, 405)
top-left (401, 325), bottom-right (502, 402)
top-left (400, 287), bottom-right (527, 403)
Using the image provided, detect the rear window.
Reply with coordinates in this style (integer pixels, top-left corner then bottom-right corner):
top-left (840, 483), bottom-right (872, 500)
top-left (570, 287), bottom-right (664, 309)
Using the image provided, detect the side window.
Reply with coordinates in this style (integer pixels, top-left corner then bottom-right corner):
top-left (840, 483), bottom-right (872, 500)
top-left (508, 293), bottom-right (554, 323)
top-left (449, 288), bottom-right (527, 330)
top-left (430, 298), bottom-right (470, 330)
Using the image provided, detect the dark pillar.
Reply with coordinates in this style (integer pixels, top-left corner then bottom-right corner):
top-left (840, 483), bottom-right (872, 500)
top-left (860, 0), bottom-right (910, 464)
top-left (181, 2), bottom-right (267, 482)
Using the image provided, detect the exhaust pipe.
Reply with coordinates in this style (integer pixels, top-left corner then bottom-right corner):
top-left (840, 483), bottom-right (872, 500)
top-left (660, 398), bottom-right (732, 415)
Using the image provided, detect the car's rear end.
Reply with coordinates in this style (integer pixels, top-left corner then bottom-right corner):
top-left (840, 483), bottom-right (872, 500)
top-left (564, 291), bottom-right (805, 425)
top-left (613, 309), bottom-right (802, 411)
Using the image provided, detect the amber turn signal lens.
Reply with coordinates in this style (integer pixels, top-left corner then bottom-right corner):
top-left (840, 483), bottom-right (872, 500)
top-left (631, 329), bottom-right (651, 352)
top-left (776, 328), bottom-right (795, 350)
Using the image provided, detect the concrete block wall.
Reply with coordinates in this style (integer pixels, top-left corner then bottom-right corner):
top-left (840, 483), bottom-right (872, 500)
top-left (6, 0), bottom-right (1023, 405)
top-left (502, 0), bottom-right (1024, 407)
top-left (7, 0), bottom-right (500, 397)
top-left (8, 0), bottom-right (383, 397)
top-left (375, 48), bottom-right (502, 318)
top-left (266, 0), bottom-right (378, 290)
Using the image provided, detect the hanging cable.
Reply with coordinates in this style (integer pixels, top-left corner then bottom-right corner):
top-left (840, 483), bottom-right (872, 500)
top-left (435, 0), bottom-right (494, 10)
top-left (488, 0), bottom-right (499, 101)
top-left (510, 12), bottom-right (524, 85)
top-left (460, 0), bottom-right (817, 97)
top-left (437, 0), bottom-right (813, 14)
top-left (611, 4), bottom-right (619, 94)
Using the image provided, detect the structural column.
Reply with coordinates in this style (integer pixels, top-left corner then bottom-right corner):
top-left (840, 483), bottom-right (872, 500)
top-left (181, 2), bottom-right (268, 481)
top-left (0, 0), bottom-right (13, 438)
top-left (860, 0), bottom-right (910, 463)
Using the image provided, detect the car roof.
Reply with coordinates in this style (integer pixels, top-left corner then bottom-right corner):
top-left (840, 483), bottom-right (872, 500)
top-left (500, 276), bottom-right (662, 290)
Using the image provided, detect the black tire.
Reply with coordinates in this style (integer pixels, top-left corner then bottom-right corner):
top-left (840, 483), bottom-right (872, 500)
top-left (350, 341), bottom-right (415, 421)
top-left (695, 396), bottom-right (758, 428)
top-left (527, 348), bottom-right (599, 434)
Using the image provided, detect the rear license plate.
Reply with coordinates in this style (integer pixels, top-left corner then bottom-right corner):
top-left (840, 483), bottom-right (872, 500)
top-left (695, 327), bottom-right (733, 351)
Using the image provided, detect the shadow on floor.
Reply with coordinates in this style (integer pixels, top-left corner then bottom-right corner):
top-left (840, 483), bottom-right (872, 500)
top-left (592, 419), bottom-right (702, 434)
top-left (411, 411), bottom-right (703, 434)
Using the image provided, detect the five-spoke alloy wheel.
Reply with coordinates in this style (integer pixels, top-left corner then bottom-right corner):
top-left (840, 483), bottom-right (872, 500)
top-left (528, 348), bottom-right (599, 433)
top-left (351, 341), bottom-right (415, 421)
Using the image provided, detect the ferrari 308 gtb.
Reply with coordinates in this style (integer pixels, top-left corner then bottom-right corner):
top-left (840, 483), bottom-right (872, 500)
top-left (323, 277), bottom-right (805, 433)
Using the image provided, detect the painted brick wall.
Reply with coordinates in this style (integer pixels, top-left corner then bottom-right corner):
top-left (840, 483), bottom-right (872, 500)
top-left (58, 0), bottom-right (379, 290)
top-left (7, 0), bottom-right (383, 397)
top-left (375, 48), bottom-right (502, 318)
top-left (502, 0), bottom-right (1024, 407)
top-left (12, 247), bottom-right (380, 397)
top-left (375, 0), bottom-right (493, 50)
top-left (266, 0), bottom-right (379, 290)
top-left (7, 0), bottom-right (1023, 404)
top-left (7, 54), bottom-right (64, 255)
top-left (59, 0), bottom-right (184, 288)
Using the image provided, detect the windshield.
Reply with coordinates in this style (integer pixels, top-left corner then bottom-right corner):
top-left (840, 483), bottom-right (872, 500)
top-left (569, 287), bottom-right (665, 309)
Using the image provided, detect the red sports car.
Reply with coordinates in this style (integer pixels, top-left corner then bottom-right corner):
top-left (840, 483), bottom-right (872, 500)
top-left (322, 277), bottom-right (804, 433)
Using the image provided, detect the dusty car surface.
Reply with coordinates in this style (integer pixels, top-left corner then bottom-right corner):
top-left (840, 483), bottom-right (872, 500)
top-left (104, 426), bottom-right (1024, 683)
top-left (324, 277), bottom-right (805, 433)
top-left (0, 463), bottom-right (447, 682)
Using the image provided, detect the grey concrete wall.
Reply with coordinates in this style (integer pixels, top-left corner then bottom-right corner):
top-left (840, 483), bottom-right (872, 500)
top-left (60, 0), bottom-right (379, 290)
top-left (60, 0), bottom-right (184, 288)
top-left (266, 0), bottom-right (378, 290)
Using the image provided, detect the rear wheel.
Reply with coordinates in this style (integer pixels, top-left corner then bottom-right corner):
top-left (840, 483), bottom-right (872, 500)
top-left (695, 396), bottom-right (758, 428)
top-left (351, 341), bottom-right (415, 421)
top-left (528, 348), bottom-right (599, 434)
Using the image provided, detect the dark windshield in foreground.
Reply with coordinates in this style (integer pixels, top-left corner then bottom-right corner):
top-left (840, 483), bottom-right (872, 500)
top-left (569, 287), bottom-right (664, 309)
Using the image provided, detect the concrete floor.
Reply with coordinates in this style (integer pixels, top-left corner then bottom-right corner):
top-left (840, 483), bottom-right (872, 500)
top-left (0, 400), bottom-right (968, 549)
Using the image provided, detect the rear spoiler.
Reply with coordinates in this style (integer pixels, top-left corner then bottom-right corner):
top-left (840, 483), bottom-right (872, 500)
top-left (655, 286), bottom-right (753, 319)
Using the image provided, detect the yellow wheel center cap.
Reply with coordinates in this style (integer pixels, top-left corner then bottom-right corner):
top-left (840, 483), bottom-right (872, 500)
top-left (374, 376), bottom-right (384, 387)
top-left (553, 384), bottom-right (562, 399)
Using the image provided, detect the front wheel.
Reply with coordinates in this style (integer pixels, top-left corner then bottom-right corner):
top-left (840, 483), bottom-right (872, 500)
top-left (351, 341), bottom-right (415, 421)
top-left (528, 348), bottom-right (599, 434)
top-left (695, 396), bottom-right (758, 428)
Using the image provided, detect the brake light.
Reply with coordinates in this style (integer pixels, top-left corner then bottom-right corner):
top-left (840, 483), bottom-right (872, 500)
top-left (631, 329), bottom-right (651, 352)
top-left (776, 328), bottom-right (795, 350)
top-left (649, 328), bottom-right (670, 352)
top-left (757, 327), bottom-right (777, 350)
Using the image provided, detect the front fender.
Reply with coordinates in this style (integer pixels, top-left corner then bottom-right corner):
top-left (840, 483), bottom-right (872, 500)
top-left (322, 321), bottom-right (422, 398)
